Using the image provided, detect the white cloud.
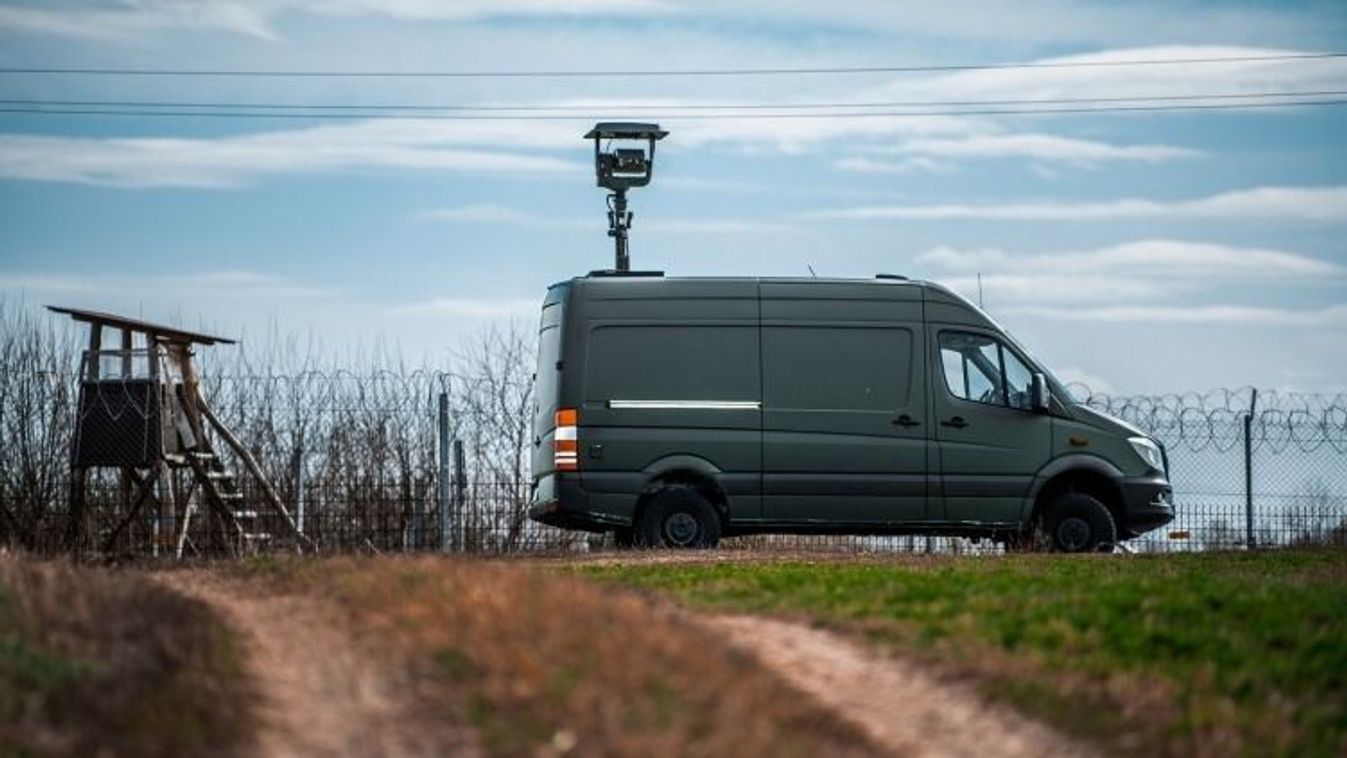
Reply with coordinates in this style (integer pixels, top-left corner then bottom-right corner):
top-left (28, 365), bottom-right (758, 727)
top-left (0, 269), bottom-right (340, 301)
top-left (0, 0), bottom-right (667, 41)
top-left (388, 297), bottom-right (539, 319)
top-left (0, 3), bottom-right (278, 41)
top-left (418, 203), bottom-right (788, 234)
top-left (1006, 304), bottom-right (1347, 327)
top-left (889, 134), bottom-right (1199, 164)
top-left (701, 4), bottom-right (1325, 47)
top-left (919, 239), bottom-right (1339, 277)
top-left (0, 125), bottom-right (583, 188)
top-left (307, 0), bottom-right (669, 20)
top-left (642, 219), bottom-right (794, 234)
top-left (817, 45), bottom-right (1347, 168)
top-left (670, 114), bottom-right (980, 154)
top-left (872, 45), bottom-right (1347, 104)
top-left (419, 204), bottom-right (541, 224)
top-left (815, 186), bottom-right (1347, 222)
top-left (921, 239), bottom-right (1340, 310)
top-left (4, 42), bottom-right (1327, 188)
top-left (1, 2), bottom-right (1327, 50)
top-left (943, 274), bottom-right (1179, 305)
top-left (834, 157), bottom-right (956, 175)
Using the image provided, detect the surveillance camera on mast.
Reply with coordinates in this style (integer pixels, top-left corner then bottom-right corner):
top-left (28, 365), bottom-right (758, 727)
top-left (585, 122), bottom-right (668, 272)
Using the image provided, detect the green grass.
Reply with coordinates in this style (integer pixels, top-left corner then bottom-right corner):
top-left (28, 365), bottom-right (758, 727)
top-left (582, 550), bottom-right (1347, 756)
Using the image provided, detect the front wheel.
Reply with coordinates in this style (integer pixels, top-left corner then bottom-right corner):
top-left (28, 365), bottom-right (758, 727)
top-left (635, 485), bottom-right (722, 549)
top-left (1042, 492), bottom-right (1118, 553)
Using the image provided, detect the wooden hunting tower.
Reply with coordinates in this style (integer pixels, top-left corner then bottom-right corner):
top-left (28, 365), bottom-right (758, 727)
top-left (50, 306), bottom-right (304, 556)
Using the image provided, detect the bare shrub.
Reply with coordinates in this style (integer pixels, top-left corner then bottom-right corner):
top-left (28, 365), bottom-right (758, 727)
top-left (0, 302), bottom-right (78, 550)
top-left (450, 323), bottom-right (536, 550)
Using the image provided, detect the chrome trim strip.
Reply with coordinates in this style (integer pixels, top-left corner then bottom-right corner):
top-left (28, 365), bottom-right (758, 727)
top-left (608, 400), bottom-right (761, 410)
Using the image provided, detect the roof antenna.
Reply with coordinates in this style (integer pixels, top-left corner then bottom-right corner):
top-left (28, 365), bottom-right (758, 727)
top-left (977, 272), bottom-right (985, 308)
top-left (807, 264), bottom-right (818, 277)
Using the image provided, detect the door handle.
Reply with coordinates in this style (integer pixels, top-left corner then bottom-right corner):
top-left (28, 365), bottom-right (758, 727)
top-left (892, 414), bottom-right (921, 427)
top-left (941, 416), bottom-right (969, 429)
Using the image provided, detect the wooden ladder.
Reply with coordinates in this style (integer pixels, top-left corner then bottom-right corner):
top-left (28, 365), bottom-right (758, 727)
top-left (169, 379), bottom-right (308, 557)
top-left (183, 443), bottom-right (272, 554)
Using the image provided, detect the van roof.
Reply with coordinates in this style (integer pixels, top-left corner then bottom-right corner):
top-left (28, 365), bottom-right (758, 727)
top-left (561, 272), bottom-right (960, 294)
top-left (573, 272), bottom-right (928, 285)
top-left (547, 273), bottom-right (996, 331)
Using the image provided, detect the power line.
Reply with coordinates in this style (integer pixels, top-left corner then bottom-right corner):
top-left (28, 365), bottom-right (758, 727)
top-left (2, 99), bottom-right (1345, 121)
top-left (1, 89), bottom-right (1343, 113)
top-left (1, 52), bottom-right (1344, 79)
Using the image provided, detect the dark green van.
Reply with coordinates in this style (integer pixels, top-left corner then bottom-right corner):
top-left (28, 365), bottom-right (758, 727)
top-left (528, 272), bottom-right (1174, 551)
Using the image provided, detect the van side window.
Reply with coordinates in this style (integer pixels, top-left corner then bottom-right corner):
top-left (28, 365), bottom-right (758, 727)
top-left (939, 332), bottom-right (1034, 410)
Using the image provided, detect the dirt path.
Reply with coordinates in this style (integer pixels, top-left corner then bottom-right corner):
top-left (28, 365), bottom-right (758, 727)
top-left (156, 565), bottom-right (1087, 757)
top-left (704, 614), bottom-right (1092, 758)
top-left (158, 572), bottom-right (479, 758)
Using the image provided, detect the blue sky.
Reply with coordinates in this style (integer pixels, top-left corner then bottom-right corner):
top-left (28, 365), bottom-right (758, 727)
top-left (1, 0), bottom-right (1345, 394)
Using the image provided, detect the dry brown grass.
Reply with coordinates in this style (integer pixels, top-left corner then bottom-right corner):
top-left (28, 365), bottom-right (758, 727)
top-left (234, 555), bottom-right (877, 757)
top-left (0, 554), bottom-right (255, 757)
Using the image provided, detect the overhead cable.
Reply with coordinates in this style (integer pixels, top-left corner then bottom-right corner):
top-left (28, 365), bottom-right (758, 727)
top-left (1, 52), bottom-right (1343, 79)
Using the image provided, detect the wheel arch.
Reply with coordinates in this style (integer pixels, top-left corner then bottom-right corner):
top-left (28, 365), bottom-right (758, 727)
top-left (633, 456), bottom-right (730, 529)
top-left (1027, 455), bottom-right (1126, 529)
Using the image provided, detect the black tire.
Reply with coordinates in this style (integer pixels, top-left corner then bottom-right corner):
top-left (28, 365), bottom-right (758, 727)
top-left (612, 527), bottom-right (636, 549)
top-left (1042, 492), bottom-right (1118, 553)
top-left (634, 485), bottom-right (722, 549)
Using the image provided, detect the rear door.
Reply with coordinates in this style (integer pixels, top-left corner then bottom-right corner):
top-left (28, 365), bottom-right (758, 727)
top-left (760, 282), bottom-right (930, 524)
top-left (530, 285), bottom-right (567, 484)
top-left (930, 328), bottom-right (1051, 525)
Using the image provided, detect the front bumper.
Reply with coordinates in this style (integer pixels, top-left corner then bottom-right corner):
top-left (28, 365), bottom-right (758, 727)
top-left (1118, 473), bottom-right (1175, 537)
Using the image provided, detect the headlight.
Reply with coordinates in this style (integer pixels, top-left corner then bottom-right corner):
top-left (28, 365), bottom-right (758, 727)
top-left (1128, 436), bottom-right (1165, 471)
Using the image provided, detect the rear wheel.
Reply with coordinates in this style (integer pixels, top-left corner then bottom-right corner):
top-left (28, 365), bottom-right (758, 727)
top-left (1042, 492), bottom-right (1117, 553)
top-left (635, 485), bottom-right (721, 549)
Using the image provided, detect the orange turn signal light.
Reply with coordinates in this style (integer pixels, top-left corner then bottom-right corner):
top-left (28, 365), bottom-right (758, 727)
top-left (554, 408), bottom-right (579, 471)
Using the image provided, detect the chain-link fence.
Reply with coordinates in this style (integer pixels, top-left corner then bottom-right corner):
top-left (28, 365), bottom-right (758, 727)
top-left (1074, 386), bottom-right (1347, 552)
top-left (2, 326), bottom-right (1344, 557)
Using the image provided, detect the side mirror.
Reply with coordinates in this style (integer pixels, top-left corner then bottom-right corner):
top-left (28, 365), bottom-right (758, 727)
top-left (1031, 373), bottom-right (1051, 413)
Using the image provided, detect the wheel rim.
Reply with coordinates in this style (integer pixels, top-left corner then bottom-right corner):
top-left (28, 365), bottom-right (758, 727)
top-left (663, 512), bottom-right (700, 546)
top-left (1056, 517), bottom-right (1092, 551)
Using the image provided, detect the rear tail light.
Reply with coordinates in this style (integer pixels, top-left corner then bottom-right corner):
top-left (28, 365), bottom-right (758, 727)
top-left (554, 408), bottom-right (578, 471)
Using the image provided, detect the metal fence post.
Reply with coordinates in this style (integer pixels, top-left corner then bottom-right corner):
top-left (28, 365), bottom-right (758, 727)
top-left (453, 439), bottom-right (467, 551)
top-left (1244, 388), bottom-right (1258, 550)
top-left (437, 392), bottom-right (451, 553)
top-left (292, 435), bottom-right (306, 537)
